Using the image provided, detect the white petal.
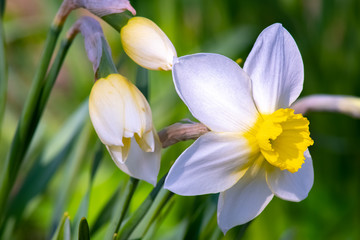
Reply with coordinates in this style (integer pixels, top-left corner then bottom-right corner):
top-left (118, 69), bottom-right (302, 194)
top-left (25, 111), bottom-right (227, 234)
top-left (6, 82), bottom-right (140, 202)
top-left (89, 78), bottom-right (125, 146)
top-left (217, 169), bottom-right (274, 234)
top-left (243, 23), bottom-right (304, 114)
top-left (164, 132), bottom-right (257, 195)
top-left (266, 149), bottom-right (314, 202)
top-left (89, 74), bottom-right (153, 146)
top-left (112, 75), bottom-right (152, 138)
top-left (172, 53), bottom-right (259, 133)
top-left (115, 133), bottom-right (161, 186)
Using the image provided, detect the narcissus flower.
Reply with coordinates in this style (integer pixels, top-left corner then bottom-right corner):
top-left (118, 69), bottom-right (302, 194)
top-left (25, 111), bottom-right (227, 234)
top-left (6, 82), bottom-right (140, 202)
top-left (120, 17), bottom-right (177, 71)
top-left (89, 74), bottom-right (161, 185)
top-left (164, 24), bottom-right (314, 233)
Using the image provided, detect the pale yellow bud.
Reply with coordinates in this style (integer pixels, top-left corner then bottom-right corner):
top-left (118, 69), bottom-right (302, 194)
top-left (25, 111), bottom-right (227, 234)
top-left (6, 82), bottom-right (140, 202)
top-left (121, 17), bottom-right (177, 71)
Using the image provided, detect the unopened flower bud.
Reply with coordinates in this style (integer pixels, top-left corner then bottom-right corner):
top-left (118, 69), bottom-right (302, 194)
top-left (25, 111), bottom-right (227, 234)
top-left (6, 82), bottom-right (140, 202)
top-left (89, 74), bottom-right (161, 185)
top-left (121, 17), bottom-right (177, 71)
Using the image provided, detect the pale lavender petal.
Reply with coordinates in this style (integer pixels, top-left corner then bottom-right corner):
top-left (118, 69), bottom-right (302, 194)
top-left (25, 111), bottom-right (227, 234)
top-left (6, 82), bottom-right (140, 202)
top-left (165, 132), bottom-right (256, 195)
top-left (244, 23), bottom-right (304, 113)
top-left (173, 53), bottom-right (259, 133)
top-left (217, 169), bottom-right (274, 234)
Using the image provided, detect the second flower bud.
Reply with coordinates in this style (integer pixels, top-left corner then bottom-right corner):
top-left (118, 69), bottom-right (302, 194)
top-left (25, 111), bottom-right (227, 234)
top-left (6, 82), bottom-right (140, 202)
top-left (121, 17), bottom-right (177, 71)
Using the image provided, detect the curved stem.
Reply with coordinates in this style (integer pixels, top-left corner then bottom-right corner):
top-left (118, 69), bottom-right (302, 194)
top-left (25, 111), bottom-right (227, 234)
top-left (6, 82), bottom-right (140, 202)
top-left (114, 177), bottom-right (139, 233)
top-left (116, 175), bottom-right (167, 240)
top-left (0, 19), bottom-right (70, 221)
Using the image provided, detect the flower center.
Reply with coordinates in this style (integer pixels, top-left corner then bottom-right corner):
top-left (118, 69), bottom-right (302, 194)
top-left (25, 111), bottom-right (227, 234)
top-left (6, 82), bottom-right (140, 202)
top-left (245, 108), bottom-right (313, 173)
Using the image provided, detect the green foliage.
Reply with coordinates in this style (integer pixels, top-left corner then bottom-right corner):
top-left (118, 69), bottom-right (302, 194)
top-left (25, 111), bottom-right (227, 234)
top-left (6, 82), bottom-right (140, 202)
top-left (78, 218), bottom-right (90, 240)
top-left (1, 0), bottom-right (360, 239)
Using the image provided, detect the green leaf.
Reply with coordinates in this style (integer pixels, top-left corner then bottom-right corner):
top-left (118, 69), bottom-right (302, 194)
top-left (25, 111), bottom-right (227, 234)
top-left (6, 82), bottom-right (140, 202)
top-left (3, 102), bottom-right (88, 231)
top-left (131, 189), bottom-right (174, 239)
top-left (90, 142), bottom-right (104, 181)
top-left (141, 195), bottom-right (175, 240)
top-left (71, 142), bottom-right (104, 240)
top-left (116, 175), bottom-right (167, 240)
top-left (0, 21), bottom-right (66, 218)
top-left (0, 17), bottom-right (7, 139)
top-left (50, 121), bottom-right (94, 235)
top-left (104, 177), bottom-right (139, 239)
top-left (90, 186), bottom-right (121, 235)
top-left (221, 221), bottom-right (252, 240)
top-left (51, 212), bottom-right (71, 240)
top-left (183, 198), bottom-right (208, 240)
top-left (0, 0), bottom-right (5, 18)
top-left (135, 67), bottom-right (149, 99)
top-left (78, 218), bottom-right (90, 240)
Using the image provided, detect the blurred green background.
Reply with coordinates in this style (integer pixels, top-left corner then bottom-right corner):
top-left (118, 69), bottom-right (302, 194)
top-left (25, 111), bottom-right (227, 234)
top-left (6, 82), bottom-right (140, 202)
top-left (1, 0), bottom-right (360, 239)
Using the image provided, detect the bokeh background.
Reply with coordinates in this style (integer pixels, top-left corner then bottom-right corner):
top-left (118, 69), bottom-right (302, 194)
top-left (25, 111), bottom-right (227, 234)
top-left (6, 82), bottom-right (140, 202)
top-left (1, 0), bottom-right (360, 239)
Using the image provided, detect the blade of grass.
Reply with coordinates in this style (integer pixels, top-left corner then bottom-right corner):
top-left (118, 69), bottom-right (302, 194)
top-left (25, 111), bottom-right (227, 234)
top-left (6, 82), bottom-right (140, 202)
top-left (5, 128), bottom-right (81, 220)
top-left (222, 221), bottom-right (252, 240)
top-left (0, 0), bottom-right (81, 216)
top-left (0, 12), bottom-right (71, 218)
top-left (0, 0), bottom-right (5, 17)
top-left (134, 189), bottom-right (174, 239)
top-left (142, 198), bottom-right (175, 240)
top-left (49, 121), bottom-right (94, 236)
top-left (71, 141), bottom-right (104, 240)
top-left (104, 177), bottom-right (139, 239)
top-left (90, 186), bottom-right (121, 235)
top-left (0, 102), bottom-right (88, 238)
top-left (116, 175), bottom-right (167, 240)
top-left (78, 218), bottom-right (90, 240)
top-left (183, 197), bottom-right (208, 240)
top-left (51, 212), bottom-right (71, 240)
top-left (135, 67), bottom-right (149, 99)
top-left (0, 15), bottom-right (7, 140)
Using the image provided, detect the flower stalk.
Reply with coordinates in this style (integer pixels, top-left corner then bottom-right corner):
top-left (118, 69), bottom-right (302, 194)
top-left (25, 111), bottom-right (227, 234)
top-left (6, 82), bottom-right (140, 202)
top-left (292, 94), bottom-right (360, 118)
top-left (137, 189), bottom-right (174, 238)
top-left (113, 177), bottom-right (139, 235)
top-left (116, 175), bottom-right (169, 240)
top-left (0, 2), bottom-right (77, 220)
top-left (157, 94), bottom-right (360, 149)
top-left (0, 10), bottom-right (7, 140)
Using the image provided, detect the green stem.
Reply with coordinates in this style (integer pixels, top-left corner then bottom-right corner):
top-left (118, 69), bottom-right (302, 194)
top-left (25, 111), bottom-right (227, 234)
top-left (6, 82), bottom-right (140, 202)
top-left (140, 189), bottom-right (174, 238)
top-left (36, 37), bottom-right (73, 121)
top-left (116, 175), bottom-right (167, 240)
top-left (95, 37), bottom-right (118, 79)
top-left (101, 13), bottom-right (131, 32)
top-left (0, 0), bottom-right (5, 18)
top-left (0, 16), bottom-right (6, 139)
top-left (0, 19), bottom-right (65, 220)
top-left (114, 177), bottom-right (139, 233)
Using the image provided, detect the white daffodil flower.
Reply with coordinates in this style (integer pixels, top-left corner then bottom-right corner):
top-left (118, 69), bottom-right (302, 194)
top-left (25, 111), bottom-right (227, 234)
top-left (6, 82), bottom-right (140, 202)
top-left (89, 74), bottom-right (161, 185)
top-left (164, 23), bottom-right (314, 233)
top-left (120, 17), bottom-right (177, 71)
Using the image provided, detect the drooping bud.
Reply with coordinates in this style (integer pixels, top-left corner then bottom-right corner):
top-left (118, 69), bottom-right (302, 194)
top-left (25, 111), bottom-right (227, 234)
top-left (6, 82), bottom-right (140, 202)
top-left (89, 74), bottom-right (161, 185)
top-left (121, 17), bottom-right (177, 71)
